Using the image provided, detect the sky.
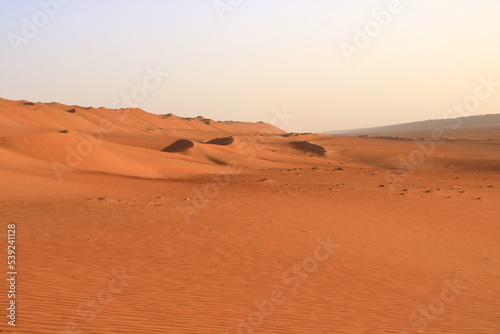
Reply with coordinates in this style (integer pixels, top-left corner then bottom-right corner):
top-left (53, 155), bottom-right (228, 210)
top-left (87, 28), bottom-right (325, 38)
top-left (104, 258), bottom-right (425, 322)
top-left (1, 0), bottom-right (499, 133)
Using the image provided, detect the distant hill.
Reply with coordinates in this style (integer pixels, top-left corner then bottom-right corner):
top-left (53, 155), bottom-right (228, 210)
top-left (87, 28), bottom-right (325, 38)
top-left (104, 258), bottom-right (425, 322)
top-left (326, 114), bottom-right (500, 138)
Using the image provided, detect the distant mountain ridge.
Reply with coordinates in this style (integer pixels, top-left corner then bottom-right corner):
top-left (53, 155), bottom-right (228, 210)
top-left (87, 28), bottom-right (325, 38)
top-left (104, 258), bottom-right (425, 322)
top-left (326, 114), bottom-right (500, 137)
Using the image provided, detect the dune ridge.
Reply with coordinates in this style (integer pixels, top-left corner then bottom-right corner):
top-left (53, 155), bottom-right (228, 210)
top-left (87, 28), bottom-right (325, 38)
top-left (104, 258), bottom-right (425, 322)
top-left (0, 98), bottom-right (285, 136)
top-left (0, 98), bottom-right (304, 180)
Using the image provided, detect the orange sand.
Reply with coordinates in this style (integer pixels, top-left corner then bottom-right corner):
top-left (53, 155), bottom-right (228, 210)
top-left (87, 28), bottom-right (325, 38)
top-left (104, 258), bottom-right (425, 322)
top-left (0, 98), bottom-right (499, 333)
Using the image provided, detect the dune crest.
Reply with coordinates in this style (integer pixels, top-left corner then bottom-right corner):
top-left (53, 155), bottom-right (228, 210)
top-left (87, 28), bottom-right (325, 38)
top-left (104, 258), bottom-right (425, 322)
top-left (162, 139), bottom-right (195, 153)
top-left (0, 98), bottom-right (286, 136)
top-left (203, 136), bottom-right (235, 146)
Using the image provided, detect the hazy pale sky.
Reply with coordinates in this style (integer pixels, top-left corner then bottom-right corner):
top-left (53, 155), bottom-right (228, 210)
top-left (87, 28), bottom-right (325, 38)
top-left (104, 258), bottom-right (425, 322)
top-left (1, 0), bottom-right (499, 132)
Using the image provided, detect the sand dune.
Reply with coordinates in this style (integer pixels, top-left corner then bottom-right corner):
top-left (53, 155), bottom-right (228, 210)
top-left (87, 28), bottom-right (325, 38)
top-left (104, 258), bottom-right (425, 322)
top-left (0, 98), bottom-right (285, 137)
top-left (0, 132), bottom-right (229, 179)
top-left (0, 98), bottom-right (291, 179)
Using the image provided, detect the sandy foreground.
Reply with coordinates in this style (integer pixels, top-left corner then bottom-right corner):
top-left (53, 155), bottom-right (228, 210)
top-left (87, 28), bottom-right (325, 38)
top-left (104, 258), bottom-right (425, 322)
top-left (0, 98), bottom-right (499, 333)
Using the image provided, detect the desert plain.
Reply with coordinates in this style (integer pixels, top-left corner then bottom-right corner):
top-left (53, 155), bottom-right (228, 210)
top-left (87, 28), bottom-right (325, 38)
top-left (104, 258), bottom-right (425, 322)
top-left (0, 97), bottom-right (499, 333)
